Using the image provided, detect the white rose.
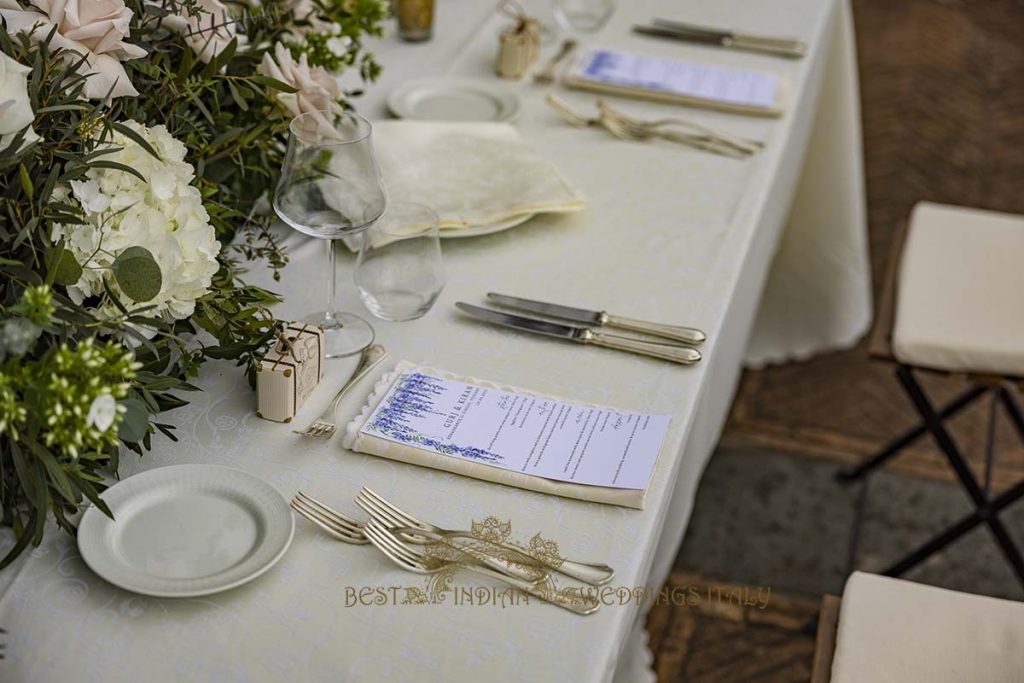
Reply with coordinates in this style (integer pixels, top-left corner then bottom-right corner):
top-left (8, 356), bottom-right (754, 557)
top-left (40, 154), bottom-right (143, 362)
top-left (86, 394), bottom-right (116, 432)
top-left (0, 51), bottom-right (39, 151)
top-left (0, 0), bottom-right (145, 100)
top-left (259, 42), bottom-right (343, 127)
top-left (160, 0), bottom-right (247, 64)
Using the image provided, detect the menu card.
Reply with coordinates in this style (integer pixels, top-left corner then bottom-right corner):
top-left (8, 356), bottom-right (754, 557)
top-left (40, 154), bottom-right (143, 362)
top-left (573, 48), bottom-right (779, 109)
top-left (359, 371), bottom-right (670, 490)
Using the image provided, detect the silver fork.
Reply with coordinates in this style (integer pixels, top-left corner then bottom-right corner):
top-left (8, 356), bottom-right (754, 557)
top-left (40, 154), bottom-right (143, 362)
top-left (363, 519), bottom-right (600, 616)
top-left (292, 491), bottom-right (543, 581)
top-left (357, 487), bottom-right (615, 586)
top-left (547, 94), bottom-right (756, 158)
top-left (290, 491), bottom-right (368, 544)
top-left (533, 38), bottom-right (577, 84)
top-left (597, 99), bottom-right (762, 154)
top-left (294, 344), bottom-right (387, 438)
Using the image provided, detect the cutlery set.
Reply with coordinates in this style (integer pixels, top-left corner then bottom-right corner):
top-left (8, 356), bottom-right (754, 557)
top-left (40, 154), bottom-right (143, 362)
top-left (633, 18), bottom-right (807, 59)
top-left (290, 488), bottom-right (611, 615)
top-left (456, 294), bottom-right (706, 365)
top-left (546, 94), bottom-right (763, 158)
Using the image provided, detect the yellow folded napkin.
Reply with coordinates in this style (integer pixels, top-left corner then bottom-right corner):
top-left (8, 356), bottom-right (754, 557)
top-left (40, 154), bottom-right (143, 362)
top-left (342, 362), bottom-right (649, 509)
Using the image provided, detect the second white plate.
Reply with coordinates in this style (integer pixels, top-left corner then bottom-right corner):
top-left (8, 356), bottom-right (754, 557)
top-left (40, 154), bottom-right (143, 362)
top-left (78, 465), bottom-right (294, 598)
top-left (388, 78), bottom-right (522, 123)
top-left (440, 213), bottom-right (534, 238)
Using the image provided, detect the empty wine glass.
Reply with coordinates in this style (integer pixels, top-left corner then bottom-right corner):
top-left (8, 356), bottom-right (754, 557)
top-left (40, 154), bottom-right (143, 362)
top-left (355, 202), bottom-right (444, 322)
top-left (274, 111), bottom-right (386, 357)
top-left (552, 0), bottom-right (615, 34)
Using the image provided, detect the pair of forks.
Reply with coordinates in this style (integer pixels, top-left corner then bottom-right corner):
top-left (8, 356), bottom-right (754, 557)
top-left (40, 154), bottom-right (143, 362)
top-left (290, 488), bottom-right (608, 615)
top-left (547, 94), bottom-right (762, 158)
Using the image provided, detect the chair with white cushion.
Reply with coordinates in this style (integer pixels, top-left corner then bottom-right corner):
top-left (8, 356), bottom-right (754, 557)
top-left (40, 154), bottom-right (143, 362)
top-left (811, 572), bottom-right (1024, 683)
top-left (837, 201), bottom-right (1024, 586)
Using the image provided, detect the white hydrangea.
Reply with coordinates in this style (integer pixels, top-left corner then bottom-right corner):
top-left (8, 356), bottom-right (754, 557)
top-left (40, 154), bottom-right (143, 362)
top-left (52, 121), bottom-right (221, 329)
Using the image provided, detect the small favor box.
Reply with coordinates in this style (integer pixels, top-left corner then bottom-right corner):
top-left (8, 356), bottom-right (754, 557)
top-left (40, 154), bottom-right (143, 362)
top-left (256, 323), bottom-right (325, 423)
top-left (496, 11), bottom-right (539, 79)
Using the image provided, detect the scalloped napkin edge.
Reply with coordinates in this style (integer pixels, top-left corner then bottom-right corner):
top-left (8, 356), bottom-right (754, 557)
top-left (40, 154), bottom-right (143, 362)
top-left (342, 361), bottom-right (647, 509)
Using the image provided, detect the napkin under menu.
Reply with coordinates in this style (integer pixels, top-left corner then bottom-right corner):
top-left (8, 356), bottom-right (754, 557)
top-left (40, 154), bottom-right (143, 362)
top-left (565, 48), bottom-right (785, 117)
top-left (343, 362), bottom-right (671, 509)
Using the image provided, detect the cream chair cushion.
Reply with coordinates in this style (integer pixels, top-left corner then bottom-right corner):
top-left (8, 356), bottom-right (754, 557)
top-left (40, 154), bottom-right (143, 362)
top-left (831, 572), bottom-right (1024, 682)
top-left (893, 202), bottom-right (1024, 376)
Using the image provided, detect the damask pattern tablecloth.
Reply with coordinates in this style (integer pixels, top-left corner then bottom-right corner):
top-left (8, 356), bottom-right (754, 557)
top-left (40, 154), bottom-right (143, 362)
top-left (0, 1), bottom-right (869, 681)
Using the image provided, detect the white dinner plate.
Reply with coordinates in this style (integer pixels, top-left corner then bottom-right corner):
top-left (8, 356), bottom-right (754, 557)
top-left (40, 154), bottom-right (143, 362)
top-left (387, 78), bottom-right (522, 123)
top-left (342, 213), bottom-right (536, 249)
top-left (440, 213), bottom-right (535, 238)
top-left (78, 465), bottom-right (294, 598)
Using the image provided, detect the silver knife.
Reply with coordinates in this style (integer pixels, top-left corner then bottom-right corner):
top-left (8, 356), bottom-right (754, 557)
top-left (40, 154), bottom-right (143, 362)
top-left (487, 293), bottom-right (706, 346)
top-left (456, 303), bottom-right (701, 365)
top-left (634, 21), bottom-right (806, 59)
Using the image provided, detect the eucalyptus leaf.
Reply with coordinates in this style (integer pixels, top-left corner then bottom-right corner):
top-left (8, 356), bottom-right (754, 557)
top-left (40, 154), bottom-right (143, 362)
top-left (112, 246), bottom-right (162, 302)
top-left (118, 398), bottom-right (149, 443)
top-left (44, 245), bottom-right (83, 286)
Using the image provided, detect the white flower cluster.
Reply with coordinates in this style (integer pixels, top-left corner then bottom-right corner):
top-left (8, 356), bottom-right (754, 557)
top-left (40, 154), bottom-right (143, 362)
top-left (52, 121), bottom-right (221, 327)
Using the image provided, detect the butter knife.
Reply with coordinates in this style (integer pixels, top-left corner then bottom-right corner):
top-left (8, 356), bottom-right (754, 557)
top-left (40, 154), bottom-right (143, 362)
top-left (634, 20), bottom-right (806, 59)
top-left (487, 293), bottom-right (706, 346)
top-left (456, 303), bottom-right (701, 365)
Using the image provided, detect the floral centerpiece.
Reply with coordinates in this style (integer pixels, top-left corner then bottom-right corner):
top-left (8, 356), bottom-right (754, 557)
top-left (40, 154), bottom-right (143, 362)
top-left (0, 0), bottom-right (388, 565)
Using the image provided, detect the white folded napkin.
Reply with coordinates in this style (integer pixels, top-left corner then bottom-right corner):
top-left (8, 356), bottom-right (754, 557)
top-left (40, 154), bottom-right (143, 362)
top-left (342, 362), bottom-right (648, 509)
top-left (370, 120), bottom-right (584, 232)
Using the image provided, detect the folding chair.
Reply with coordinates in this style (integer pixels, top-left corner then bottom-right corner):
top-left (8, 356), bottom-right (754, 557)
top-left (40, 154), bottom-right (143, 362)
top-left (837, 202), bottom-right (1024, 587)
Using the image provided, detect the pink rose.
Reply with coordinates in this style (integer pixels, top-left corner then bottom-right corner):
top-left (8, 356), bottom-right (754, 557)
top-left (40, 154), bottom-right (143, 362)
top-left (259, 42), bottom-right (343, 130)
top-left (160, 0), bottom-right (246, 64)
top-left (0, 0), bottom-right (145, 99)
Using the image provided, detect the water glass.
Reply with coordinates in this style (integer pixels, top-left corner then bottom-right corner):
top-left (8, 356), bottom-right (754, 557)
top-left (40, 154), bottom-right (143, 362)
top-left (552, 0), bottom-right (615, 33)
top-left (355, 203), bottom-right (444, 322)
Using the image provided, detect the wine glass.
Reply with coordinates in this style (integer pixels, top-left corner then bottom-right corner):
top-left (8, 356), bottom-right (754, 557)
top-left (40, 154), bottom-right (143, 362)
top-left (273, 111), bottom-right (386, 357)
top-left (552, 0), bottom-right (615, 34)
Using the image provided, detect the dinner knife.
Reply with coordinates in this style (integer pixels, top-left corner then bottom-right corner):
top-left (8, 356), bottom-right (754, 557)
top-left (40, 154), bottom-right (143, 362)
top-left (633, 20), bottom-right (807, 59)
top-left (487, 293), bottom-right (706, 346)
top-left (456, 303), bottom-right (701, 365)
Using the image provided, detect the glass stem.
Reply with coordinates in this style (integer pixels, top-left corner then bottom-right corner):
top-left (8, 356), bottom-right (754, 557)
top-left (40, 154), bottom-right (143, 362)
top-left (325, 238), bottom-right (339, 326)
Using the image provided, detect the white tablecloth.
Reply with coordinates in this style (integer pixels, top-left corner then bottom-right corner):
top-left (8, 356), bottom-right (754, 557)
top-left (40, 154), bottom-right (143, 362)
top-left (0, 1), bottom-right (869, 681)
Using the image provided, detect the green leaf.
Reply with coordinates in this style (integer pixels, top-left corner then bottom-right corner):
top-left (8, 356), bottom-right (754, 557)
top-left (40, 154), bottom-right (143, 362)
top-left (117, 398), bottom-right (149, 443)
top-left (68, 472), bottom-right (113, 519)
top-left (28, 441), bottom-right (77, 506)
top-left (226, 81), bottom-right (249, 111)
top-left (31, 458), bottom-right (48, 543)
top-left (110, 121), bottom-right (161, 160)
top-left (202, 37), bottom-right (237, 77)
top-left (88, 159), bottom-right (146, 183)
top-left (111, 246), bottom-right (162, 302)
top-left (9, 442), bottom-right (33, 509)
top-left (250, 75), bottom-right (299, 93)
top-left (18, 162), bottom-right (33, 197)
top-left (44, 245), bottom-right (83, 286)
top-left (0, 509), bottom-right (37, 569)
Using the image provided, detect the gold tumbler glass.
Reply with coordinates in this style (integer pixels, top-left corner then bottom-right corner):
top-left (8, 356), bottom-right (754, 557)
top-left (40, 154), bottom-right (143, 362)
top-left (396, 0), bottom-right (434, 41)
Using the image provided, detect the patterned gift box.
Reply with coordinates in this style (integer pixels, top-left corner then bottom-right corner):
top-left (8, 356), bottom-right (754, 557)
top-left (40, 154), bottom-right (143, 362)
top-left (256, 323), bottom-right (325, 423)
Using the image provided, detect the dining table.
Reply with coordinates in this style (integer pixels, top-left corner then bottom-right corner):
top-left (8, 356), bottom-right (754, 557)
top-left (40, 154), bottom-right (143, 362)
top-left (0, 0), bottom-right (871, 681)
